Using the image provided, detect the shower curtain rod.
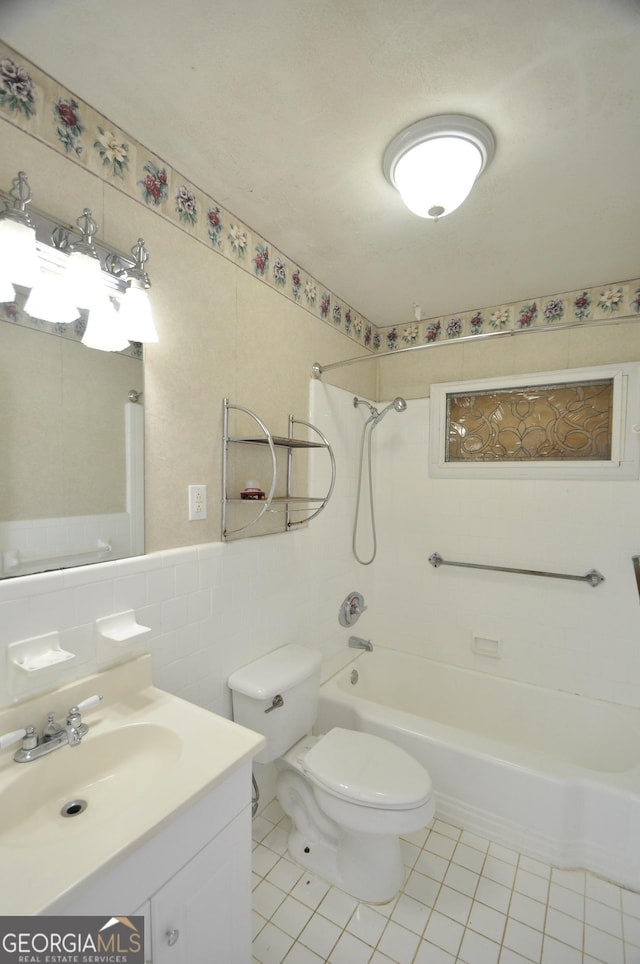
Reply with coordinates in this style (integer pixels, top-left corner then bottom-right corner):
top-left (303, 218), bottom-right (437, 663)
top-left (311, 313), bottom-right (639, 379)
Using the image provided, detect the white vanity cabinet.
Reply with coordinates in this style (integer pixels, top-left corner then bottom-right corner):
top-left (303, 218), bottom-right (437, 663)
top-left (136, 810), bottom-right (248, 963)
top-left (50, 764), bottom-right (253, 964)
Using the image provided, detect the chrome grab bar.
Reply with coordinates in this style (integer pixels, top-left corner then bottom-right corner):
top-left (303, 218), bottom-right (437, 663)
top-left (428, 552), bottom-right (605, 588)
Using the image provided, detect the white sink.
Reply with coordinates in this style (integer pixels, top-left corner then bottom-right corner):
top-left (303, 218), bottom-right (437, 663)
top-left (0, 654), bottom-right (265, 914)
top-left (1, 722), bottom-right (182, 848)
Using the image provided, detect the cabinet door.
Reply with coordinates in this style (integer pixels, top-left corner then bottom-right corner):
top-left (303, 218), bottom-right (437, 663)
top-left (132, 900), bottom-right (152, 964)
top-left (151, 809), bottom-right (251, 964)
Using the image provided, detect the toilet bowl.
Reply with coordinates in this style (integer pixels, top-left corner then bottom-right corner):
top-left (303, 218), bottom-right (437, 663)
top-left (228, 644), bottom-right (435, 902)
top-left (277, 729), bottom-right (434, 902)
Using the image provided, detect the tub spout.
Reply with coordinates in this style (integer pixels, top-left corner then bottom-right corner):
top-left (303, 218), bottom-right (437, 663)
top-left (349, 636), bottom-right (373, 652)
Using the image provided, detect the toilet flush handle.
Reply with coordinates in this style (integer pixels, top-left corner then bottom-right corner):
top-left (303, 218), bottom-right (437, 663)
top-left (265, 695), bottom-right (284, 714)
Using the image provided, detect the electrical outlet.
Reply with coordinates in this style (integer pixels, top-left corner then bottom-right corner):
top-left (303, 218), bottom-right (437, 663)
top-left (188, 484), bottom-right (207, 520)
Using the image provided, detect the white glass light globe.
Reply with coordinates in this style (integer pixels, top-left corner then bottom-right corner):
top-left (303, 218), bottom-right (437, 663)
top-left (394, 136), bottom-right (483, 219)
top-left (0, 218), bottom-right (40, 287)
top-left (118, 284), bottom-right (158, 342)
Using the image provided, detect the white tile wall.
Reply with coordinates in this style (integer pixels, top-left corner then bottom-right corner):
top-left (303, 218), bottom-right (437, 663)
top-left (1, 378), bottom-right (638, 713)
top-left (367, 394), bottom-right (640, 707)
top-left (0, 383), bottom-right (363, 710)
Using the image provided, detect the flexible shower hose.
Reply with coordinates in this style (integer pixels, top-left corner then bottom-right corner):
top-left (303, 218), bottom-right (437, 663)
top-left (352, 419), bottom-right (377, 565)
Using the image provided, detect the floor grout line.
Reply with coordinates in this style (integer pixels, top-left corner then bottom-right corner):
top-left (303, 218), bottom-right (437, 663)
top-left (251, 806), bottom-right (640, 964)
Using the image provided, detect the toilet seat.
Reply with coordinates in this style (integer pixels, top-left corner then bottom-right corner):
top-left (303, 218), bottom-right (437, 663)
top-left (299, 727), bottom-right (432, 810)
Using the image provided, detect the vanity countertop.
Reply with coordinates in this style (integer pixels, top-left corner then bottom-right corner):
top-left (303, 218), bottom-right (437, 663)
top-left (0, 654), bottom-right (264, 915)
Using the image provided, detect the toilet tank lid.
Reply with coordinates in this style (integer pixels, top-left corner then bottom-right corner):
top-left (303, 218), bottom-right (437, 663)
top-left (228, 644), bottom-right (322, 700)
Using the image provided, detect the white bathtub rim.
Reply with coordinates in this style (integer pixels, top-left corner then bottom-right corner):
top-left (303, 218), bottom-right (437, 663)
top-left (326, 648), bottom-right (640, 787)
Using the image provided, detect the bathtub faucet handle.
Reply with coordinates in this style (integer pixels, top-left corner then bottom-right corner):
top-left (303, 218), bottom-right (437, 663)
top-left (339, 591), bottom-right (367, 627)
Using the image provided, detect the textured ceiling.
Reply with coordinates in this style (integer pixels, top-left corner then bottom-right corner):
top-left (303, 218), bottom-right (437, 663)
top-left (1, 0), bottom-right (639, 326)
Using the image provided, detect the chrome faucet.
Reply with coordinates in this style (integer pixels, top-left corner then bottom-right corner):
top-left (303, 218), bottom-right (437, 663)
top-left (349, 636), bottom-right (373, 652)
top-left (0, 694), bottom-right (102, 763)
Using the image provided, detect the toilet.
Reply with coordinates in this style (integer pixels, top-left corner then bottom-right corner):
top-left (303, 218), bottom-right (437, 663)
top-left (228, 644), bottom-right (434, 903)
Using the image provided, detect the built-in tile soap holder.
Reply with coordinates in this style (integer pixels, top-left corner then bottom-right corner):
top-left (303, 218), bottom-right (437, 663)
top-left (8, 632), bottom-right (76, 675)
top-left (7, 632), bottom-right (76, 697)
top-left (472, 635), bottom-right (502, 658)
top-left (96, 610), bottom-right (151, 647)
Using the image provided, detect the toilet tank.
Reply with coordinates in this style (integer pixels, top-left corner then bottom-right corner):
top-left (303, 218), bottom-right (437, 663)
top-left (228, 644), bottom-right (322, 763)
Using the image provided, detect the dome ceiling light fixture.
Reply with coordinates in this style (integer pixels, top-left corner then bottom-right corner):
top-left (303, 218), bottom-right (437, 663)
top-left (382, 114), bottom-right (496, 220)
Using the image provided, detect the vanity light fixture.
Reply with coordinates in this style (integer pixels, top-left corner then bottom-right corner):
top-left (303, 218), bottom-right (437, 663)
top-left (382, 114), bottom-right (495, 219)
top-left (0, 171), bottom-right (40, 297)
top-left (107, 238), bottom-right (159, 343)
top-left (65, 209), bottom-right (129, 352)
top-left (0, 171), bottom-right (159, 351)
top-left (23, 256), bottom-right (79, 325)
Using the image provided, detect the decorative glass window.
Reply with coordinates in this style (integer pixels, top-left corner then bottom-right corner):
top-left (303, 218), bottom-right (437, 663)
top-left (446, 379), bottom-right (614, 463)
top-left (429, 364), bottom-right (640, 479)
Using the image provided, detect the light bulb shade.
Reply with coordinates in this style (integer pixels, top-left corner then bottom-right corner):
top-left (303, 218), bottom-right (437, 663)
top-left (24, 262), bottom-right (80, 324)
top-left (383, 114), bottom-right (495, 219)
top-left (0, 217), bottom-right (40, 287)
top-left (118, 284), bottom-right (158, 342)
top-left (81, 292), bottom-right (130, 352)
top-left (65, 249), bottom-right (107, 310)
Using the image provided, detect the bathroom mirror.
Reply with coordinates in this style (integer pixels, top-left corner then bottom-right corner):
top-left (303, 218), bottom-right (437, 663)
top-left (0, 304), bottom-right (144, 578)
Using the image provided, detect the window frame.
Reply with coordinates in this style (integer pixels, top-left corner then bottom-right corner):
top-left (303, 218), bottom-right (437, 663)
top-left (428, 363), bottom-right (640, 480)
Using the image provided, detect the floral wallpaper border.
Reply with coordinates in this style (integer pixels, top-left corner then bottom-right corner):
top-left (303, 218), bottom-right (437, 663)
top-left (378, 282), bottom-right (640, 353)
top-left (1, 42), bottom-right (639, 360)
top-left (0, 44), bottom-right (374, 351)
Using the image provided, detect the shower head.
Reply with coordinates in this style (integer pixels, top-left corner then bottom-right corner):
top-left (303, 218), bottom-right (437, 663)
top-left (373, 397), bottom-right (407, 424)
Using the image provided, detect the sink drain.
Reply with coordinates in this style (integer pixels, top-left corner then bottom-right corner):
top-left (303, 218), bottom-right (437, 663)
top-left (61, 799), bottom-right (87, 818)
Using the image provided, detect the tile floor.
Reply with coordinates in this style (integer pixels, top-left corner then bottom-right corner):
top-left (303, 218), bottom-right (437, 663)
top-left (252, 800), bottom-right (640, 964)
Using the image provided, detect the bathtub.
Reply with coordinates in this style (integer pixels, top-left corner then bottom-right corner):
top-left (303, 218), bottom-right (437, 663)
top-left (316, 647), bottom-right (640, 889)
